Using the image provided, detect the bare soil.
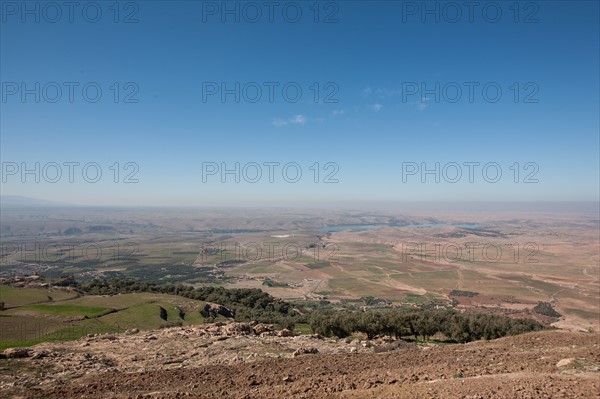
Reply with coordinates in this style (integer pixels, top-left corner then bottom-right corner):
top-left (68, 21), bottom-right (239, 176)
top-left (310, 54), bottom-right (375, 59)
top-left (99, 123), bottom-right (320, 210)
top-left (1, 323), bottom-right (598, 398)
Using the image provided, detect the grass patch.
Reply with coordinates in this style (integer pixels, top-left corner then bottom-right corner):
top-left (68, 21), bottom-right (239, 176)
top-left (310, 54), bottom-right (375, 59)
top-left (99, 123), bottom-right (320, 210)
top-left (0, 321), bottom-right (121, 351)
top-left (0, 285), bottom-right (78, 308)
top-left (262, 279), bottom-right (289, 288)
top-left (293, 323), bottom-right (312, 335)
top-left (15, 304), bottom-right (112, 317)
top-left (449, 289), bottom-right (479, 297)
top-left (305, 262), bottom-right (330, 270)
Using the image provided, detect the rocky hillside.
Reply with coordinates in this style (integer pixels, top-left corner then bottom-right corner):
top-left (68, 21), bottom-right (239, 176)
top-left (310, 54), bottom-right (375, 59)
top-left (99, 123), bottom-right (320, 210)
top-left (1, 322), bottom-right (599, 398)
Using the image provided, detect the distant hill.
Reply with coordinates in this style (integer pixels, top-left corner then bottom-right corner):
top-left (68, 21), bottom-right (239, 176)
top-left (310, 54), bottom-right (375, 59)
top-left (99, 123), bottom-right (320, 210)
top-left (0, 195), bottom-right (76, 209)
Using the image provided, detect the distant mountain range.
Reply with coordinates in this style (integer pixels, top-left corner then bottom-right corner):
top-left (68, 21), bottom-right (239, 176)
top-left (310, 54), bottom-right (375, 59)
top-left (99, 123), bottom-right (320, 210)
top-left (0, 195), bottom-right (77, 208)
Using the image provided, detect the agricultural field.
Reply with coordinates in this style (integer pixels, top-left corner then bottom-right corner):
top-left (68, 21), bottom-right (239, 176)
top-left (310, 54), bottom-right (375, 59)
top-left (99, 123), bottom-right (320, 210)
top-left (0, 285), bottom-right (79, 308)
top-left (0, 287), bottom-right (208, 350)
top-left (1, 208), bottom-right (598, 331)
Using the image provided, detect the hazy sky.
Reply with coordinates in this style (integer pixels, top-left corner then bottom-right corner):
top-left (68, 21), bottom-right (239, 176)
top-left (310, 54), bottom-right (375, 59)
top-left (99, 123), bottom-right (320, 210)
top-left (1, 1), bottom-right (599, 206)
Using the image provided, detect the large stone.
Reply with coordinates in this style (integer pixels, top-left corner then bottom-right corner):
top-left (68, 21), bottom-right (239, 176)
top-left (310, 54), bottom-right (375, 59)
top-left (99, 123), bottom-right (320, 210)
top-left (292, 347), bottom-right (319, 357)
top-left (200, 303), bottom-right (235, 319)
top-left (556, 358), bottom-right (575, 368)
top-left (252, 323), bottom-right (273, 335)
top-left (277, 329), bottom-right (296, 337)
top-left (4, 347), bottom-right (31, 358)
top-left (223, 322), bottom-right (254, 335)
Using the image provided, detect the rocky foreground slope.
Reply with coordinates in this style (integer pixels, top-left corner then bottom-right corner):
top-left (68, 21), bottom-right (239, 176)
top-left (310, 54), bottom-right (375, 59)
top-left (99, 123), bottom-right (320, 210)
top-left (1, 322), bottom-right (599, 398)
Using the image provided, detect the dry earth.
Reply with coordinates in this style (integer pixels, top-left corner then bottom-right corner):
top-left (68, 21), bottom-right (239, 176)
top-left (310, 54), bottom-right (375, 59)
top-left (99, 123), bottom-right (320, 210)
top-left (1, 323), bottom-right (599, 398)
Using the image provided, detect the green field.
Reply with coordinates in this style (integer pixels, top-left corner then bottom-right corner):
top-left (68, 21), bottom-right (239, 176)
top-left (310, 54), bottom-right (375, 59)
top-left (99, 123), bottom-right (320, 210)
top-left (0, 285), bottom-right (79, 308)
top-left (0, 286), bottom-right (209, 350)
top-left (13, 304), bottom-right (112, 317)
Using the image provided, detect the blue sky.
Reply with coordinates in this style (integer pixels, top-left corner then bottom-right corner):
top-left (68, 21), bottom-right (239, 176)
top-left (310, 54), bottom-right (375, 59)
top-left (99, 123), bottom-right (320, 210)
top-left (1, 1), bottom-right (598, 206)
